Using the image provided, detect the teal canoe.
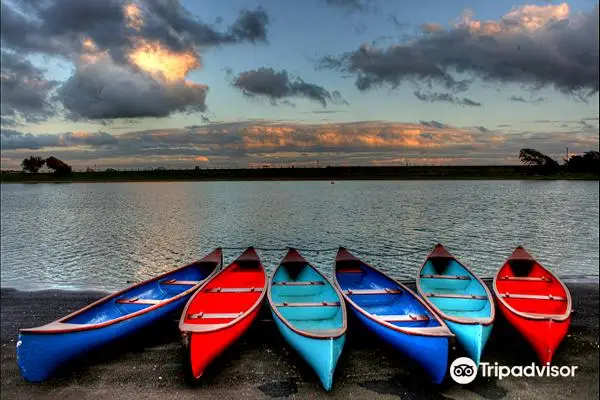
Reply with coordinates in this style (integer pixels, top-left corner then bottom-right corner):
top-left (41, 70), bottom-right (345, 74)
top-left (416, 244), bottom-right (495, 366)
top-left (268, 248), bottom-right (347, 391)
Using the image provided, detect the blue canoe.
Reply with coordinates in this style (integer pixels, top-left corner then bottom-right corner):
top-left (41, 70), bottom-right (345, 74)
top-left (333, 248), bottom-right (453, 384)
top-left (416, 244), bottom-right (495, 366)
top-left (17, 248), bottom-right (223, 382)
top-left (268, 248), bottom-right (347, 391)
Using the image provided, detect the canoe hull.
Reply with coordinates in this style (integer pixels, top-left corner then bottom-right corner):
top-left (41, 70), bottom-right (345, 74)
top-left (497, 301), bottom-right (570, 364)
top-left (271, 310), bottom-right (345, 390)
top-left (444, 320), bottom-right (493, 365)
top-left (17, 296), bottom-right (188, 382)
top-left (187, 306), bottom-right (261, 379)
top-left (351, 307), bottom-right (449, 384)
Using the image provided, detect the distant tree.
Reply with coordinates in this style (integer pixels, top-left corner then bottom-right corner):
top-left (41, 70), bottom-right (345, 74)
top-left (45, 156), bottom-right (72, 175)
top-left (21, 156), bottom-right (46, 173)
top-left (519, 148), bottom-right (560, 173)
top-left (566, 150), bottom-right (600, 173)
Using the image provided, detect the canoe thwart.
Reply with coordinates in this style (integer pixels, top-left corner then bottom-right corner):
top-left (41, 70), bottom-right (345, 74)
top-left (115, 298), bottom-right (162, 305)
top-left (377, 314), bottom-right (430, 322)
top-left (420, 274), bottom-right (471, 280)
top-left (345, 288), bottom-right (402, 295)
top-left (337, 268), bottom-right (364, 273)
top-left (272, 281), bottom-right (325, 286)
top-left (275, 301), bottom-right (341, 307)
top-left (160, 279), bottom-right (201, 285)
top-left (499, 276), bottom-right (551, 282)
top-left (188, 312), bottom-right (243, 320)
top-left (205, 287), bottom-right (261, 293)
top-left (425, 293), bottom-right (487, 300)
top-left (499, 293), bottom-right (567, 301)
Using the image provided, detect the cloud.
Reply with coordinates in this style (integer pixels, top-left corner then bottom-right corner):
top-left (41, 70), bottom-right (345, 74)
top-left (509, 95), bottom-right (546, 104)
top-left (1, 50), bottom-right (59, 124)
top-left (414, 91), bottom-right (481, 107)
top-left (318, 3), bottom-right (599, 96)
top-left (324, 0), bottom-right (376, 13)
top-left (231, 68), bottom-right (349, 108)
top-left (1, 129), bottom-right (117, 150)
top-left (1, 1), bottom-right (270, 120)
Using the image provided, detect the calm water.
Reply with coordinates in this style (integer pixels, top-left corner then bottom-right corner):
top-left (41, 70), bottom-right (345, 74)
top-left (1, 181), bottom-right (598, 291)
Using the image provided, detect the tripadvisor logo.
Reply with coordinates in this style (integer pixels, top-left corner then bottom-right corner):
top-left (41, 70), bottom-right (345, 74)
top-left (450, 357), bottom-right (579, 384)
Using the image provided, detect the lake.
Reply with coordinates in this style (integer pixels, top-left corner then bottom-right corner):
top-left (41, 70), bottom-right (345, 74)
top-left (1, 180), bottom-right (598, 291)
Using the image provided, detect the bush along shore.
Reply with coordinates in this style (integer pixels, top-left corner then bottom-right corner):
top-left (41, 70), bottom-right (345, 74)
top-left (1, 165), bottom-right (599, 183)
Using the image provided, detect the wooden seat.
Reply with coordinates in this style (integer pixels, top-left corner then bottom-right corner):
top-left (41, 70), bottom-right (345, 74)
top-left (160, 279), bottom-right (200, 285)
top-left (272, 281), bottom-right (325, 286)
top-left (337, 268), bottom-right (364, 273)
top-left (425, 293), bottom-right (487, 300)
top-left (499, 293), bottom-right (567, 301)
top-left (188, 312), bottom-right (243, 320)
top-left (205, 287), bottom-right (261, 293)
top-left (345, 288), bottom-right (402, 295)
top-left (420, 274), bottom-right (471, 280)
top-left (275, 301), bottom-right (340, 307)
top-left (377, 314), bottom-right (429, 322)
top-left (498, 276), bottom-right (551, 282)
top-left (115, 297), bottom-right (162, 305)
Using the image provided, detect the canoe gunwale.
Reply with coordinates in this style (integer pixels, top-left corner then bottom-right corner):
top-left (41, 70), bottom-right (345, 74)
top-left (179, 247), bottom-right (268, 334)
top-left (416, 244), bottom-right (495, 326)
top-left (492, 247), bottom-right (572, 322)
top-left (19, 248), bottom-right (223, 335)
top-left (333, 248), bottom-right (453, 338)
top-left (267, 248), bottom-right (347, 339)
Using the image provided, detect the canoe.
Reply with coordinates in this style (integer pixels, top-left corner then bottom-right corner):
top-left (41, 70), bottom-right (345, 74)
top-left (333, 247), bottom-right (453, 384)
top-left (17, 248), bottom-right (223, 382)
top-left (179, 247), bottom-right (267, 379)
top-left (268, 248), bottom-right (347, 391)
top-left (493, 246), bottom-right (572, 364)
top-left (416, 244), bottom-right (495, 366)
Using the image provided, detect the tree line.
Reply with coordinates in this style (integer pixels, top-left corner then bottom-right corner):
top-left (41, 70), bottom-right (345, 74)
top-left (519, 149), bottom-right (599, 174)
top-left (21, 156), bottom-right (72, 175)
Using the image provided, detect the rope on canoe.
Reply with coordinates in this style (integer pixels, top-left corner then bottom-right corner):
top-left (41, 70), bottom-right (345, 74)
top-left (220, 245), bottom-right (432, 257)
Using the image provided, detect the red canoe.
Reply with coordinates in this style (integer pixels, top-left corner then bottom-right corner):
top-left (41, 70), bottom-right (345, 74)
top-left (493, 246), bottom-right (572, 364)
top-left (179, 247), bottom-right (267, 379)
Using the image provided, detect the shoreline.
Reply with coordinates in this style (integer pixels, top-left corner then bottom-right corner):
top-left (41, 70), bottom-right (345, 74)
top-left (1, 282), bottom-right (598, 399)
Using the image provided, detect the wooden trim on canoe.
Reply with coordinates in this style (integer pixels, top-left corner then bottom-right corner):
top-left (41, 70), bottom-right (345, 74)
top-left (20, 248), bottom-right (223, 334)
top-left (345, 288), bottom-right (402, 295)
top-left (376, 314), bottom-right (429, 322)
top-left (415, 244), bottom-right (496, 326)
top-left (272, 281), bottom-right (325, 286)
top-left (160, 279), bottom-right (201, 285)
top-left (188, 312), bottom-right (243, 319)
top-left (333, 248), bottom-right (453, 338)
top-left (274, 301), bottom-right (340, 307)
top-left (204, 287), bottom-right (261, 293)
top-left (267, 248), bottom-right (347, 340)
top-left (425, 293), bottom-right (488, 300)
top-left (179, 247), bottom-right (268, 334)
top-left (420, 274), bottom-right (471, 280)
top-left (492, 247), bottom-right (572, 322)
top-left (498, 293), bottom-right (567, 301)
top-left (115, 298), bottom-right (163, 305)
top-left (497, 276), bottom-right (552, 282)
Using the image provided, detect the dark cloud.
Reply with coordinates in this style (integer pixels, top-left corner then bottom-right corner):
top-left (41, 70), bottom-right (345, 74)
top-left (1, 129), bottom-right (117, 150)
top-left (414, 91), bottom-right (481, 107)
top-left (57, 58), bottom-right (208, 120)
top-left (0, 50), bottom-right (58, 124)
top-left (318, 4), bottom-right (599, 96)
top-left (1, 1), bottom-right (269, 121)
top-left (476, 126), bottom-right (490, 133)
top-left (509, 95), bottom-right (546, 104)
top-left (324, 0), bottom-right (376, 13)
top-left (419, 120), bottom-right (447, 129)
top-left (231, 68), bottom-right (349, 108)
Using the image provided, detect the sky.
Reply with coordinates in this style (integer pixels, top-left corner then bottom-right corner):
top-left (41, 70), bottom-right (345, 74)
top-left (1, 0), bottom-right (598, 169)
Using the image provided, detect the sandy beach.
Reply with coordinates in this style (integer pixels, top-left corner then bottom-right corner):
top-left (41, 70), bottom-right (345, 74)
top-left (1, 282), bottom-right (598, 399)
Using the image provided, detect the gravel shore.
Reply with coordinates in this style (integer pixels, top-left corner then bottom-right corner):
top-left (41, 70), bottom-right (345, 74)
top-left (1, 282), bottom-right (598, 399)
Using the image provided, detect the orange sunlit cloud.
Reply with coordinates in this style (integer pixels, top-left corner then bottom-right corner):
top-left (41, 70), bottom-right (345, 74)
top-left (124, 3), bottom-right (143, 31)
top-left (128, 39), bottom-right (201, 83)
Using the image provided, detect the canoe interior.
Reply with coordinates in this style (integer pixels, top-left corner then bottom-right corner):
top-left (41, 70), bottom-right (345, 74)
top-left (419, 258), bottom-right (492, 320)
top-left (271, 263), bottom-right (344, 332)
top-left (336, 260), bottom-right (442, 329)
top-left (183, 260), bottom-right (265, 326)
top-left (64, 261), bottom-right (219, 325)
top-left (495, 261), bottom-right (569, 315)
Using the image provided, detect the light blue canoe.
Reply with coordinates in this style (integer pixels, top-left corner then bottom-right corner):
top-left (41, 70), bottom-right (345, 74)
top-left (334, 248), bottom-right (453, 384)
top-left (268, 248), bottom-right (347, 391)
top-left (17, 249), bottom-right (223, 382)
top-left (416, 244), bottom-right (495, 366)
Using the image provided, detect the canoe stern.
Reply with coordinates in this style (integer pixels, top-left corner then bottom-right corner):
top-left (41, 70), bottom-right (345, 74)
top-left (445, 321), bottom-right (493, 366)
